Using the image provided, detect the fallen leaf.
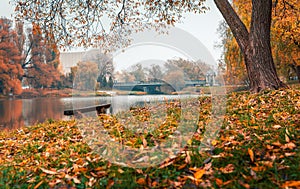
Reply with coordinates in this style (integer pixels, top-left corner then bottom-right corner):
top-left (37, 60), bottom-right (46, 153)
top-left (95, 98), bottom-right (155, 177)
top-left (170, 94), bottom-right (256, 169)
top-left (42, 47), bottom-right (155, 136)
top-left (178, 163), bottom-right (187, 170)
top-left (186, 175), bottom-right (197, 182)
top-left (282, 142), bottom-right (296, 150)
top-left (248, 148), bottom-right (254, 162)
top-left (272, 125), bottom-right (281, 129)
top-left (215, 178), bottom-right (223, 186)
top-left (285, 152), bottom-right (296, 157)
top-left (159, 158), bottom-right (175, 169)
top-left (285, 134), bottom-right (290, 143)
top-left (73, 177), bottom-right (81, 184)
top-left (251, 166), bottom-right (266, 172)
top-left (40, 167), bottom-right (57, 175)
top-left (272, 141), bottom-right (282, 147)
top-left (211, 140), bottom-right (218, 146)
top-left (106, 179), bottom-right (114, 189)
top-left (142, 138), bottom-right (147, 147)
top-left (220, 164), bottom-right (235, 174)
top-left (238, 180), bottom-right (250, 189)
top-left (282, 180), bottom-right (300, 188)
top-left (136, 178), bottom-right (146, 185)
top-left (34, 180), bottom-right (44, 189)
top-left (152, 181), bottom-right (158, 187)
top-left (285, 128), bottom-right (290, 135)
top-left (194, 169), bottom-right (205, 180)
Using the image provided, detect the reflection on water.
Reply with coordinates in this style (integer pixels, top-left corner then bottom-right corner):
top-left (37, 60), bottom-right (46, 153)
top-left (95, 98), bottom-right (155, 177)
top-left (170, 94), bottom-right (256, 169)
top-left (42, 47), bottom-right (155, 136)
top-left (0, 98), bottom-right (68, 130)
top-left (0, 95), bottom-right (199, 130)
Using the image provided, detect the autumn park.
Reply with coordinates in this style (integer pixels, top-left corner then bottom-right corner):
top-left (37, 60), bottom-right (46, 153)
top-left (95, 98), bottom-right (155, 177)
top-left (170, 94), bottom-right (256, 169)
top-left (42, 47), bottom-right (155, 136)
top-left (0, 0), bottom-right (300, 188)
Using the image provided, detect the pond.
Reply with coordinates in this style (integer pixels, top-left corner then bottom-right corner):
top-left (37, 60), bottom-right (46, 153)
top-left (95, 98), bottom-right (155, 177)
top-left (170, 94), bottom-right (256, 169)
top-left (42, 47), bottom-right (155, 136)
top-left (0, 94), bottom-right (200, 130)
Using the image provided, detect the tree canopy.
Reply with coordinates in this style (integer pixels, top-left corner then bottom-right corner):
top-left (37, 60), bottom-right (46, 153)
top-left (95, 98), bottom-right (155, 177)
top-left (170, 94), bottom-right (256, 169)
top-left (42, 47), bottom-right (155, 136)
top-left (12, 0), bottom-right (207, 50)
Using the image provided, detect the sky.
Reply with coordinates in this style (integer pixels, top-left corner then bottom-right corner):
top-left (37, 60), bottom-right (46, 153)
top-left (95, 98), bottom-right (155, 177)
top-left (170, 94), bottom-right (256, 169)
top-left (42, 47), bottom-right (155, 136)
top-left (1, 0), bottom-right (225, 70)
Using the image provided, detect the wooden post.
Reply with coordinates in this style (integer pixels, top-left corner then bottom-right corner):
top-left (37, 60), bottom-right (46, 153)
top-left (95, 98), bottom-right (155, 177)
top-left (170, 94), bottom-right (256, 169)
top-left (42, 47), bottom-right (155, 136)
top-left (64, 104), bottom-right (111, 116)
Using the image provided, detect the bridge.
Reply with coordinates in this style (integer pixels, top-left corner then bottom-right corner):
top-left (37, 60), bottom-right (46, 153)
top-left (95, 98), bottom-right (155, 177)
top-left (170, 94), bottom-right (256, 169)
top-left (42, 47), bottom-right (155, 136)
top-left (113, 80), bottom-right (206, 94)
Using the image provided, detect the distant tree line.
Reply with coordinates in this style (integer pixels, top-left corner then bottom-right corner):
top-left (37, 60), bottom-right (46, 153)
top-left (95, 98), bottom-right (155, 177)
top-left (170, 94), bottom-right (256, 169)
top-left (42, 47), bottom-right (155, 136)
top-left (114, 58), bottom-right (215, 90)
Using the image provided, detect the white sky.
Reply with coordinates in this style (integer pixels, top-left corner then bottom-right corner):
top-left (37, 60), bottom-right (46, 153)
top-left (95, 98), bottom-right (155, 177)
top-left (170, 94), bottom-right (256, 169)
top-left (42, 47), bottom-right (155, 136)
top-left (1, 0), bottom-right (224, 69)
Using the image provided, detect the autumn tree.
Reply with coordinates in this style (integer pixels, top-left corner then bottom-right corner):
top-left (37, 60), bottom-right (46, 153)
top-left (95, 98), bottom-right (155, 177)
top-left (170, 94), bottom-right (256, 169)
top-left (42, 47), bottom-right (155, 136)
top-left (26, 23), bottom-right (61, 88)
top-left (163, 70), bottom-right (185, 91)
top-left (214, 0), bottom-right (289, 92)
top-left (218, 0), bottom-right (300, 84)
top-left (82, 49), bottom-right (114, 89)
top-left (146, 64), bottom-right (163, 81)
top-left (0, 18), bottom-right (23, 95)
top-left (62, 66), bottom-right (78, 88)
top-left (129, 64), bottom-right (146, 82)
top-left (272, 0), bottom-right (300, 82)
top-left (73, 61), bottom-right (99, 91)
top-left (13, 0), bottom-right (288, 92)
top-left (217, 20), bottom-right (246, 85)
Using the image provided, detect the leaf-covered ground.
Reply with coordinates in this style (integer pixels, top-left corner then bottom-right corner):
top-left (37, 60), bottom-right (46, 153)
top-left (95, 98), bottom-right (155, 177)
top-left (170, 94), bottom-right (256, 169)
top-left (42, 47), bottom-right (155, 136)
top-left (0, 89), bottom-right (299, 188)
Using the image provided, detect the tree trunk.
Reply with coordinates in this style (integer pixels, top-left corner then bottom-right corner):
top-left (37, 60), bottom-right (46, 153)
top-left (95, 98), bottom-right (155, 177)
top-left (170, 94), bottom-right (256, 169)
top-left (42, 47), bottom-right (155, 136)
top-left (214, 0), bottom-right (287, 92)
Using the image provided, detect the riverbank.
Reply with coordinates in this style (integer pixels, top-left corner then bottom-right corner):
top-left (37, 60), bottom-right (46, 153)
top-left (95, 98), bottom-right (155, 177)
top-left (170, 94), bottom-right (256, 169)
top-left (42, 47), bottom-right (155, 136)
top-left (0, 88), bottom-right (299, 188)
top-left (0, 85), bottom-right (248, 99)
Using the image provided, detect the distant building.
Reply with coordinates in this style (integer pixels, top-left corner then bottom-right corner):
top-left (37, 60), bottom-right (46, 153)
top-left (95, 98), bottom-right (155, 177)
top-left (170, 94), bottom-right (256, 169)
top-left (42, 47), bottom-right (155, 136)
top-left (60, 51), bottom-right (86, 74)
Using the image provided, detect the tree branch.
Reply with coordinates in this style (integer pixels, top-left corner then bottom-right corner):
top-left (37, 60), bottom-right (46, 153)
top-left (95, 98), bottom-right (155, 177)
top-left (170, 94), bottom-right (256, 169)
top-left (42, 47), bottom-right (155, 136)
top-left (213, 0), bottom-right (249, 53)
top-left (117, 0), bottom-right (126, 25)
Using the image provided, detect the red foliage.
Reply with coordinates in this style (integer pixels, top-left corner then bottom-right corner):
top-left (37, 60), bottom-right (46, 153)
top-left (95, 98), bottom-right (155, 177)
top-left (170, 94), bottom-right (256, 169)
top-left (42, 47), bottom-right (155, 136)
top-left (0, 18), bottom-right (23, 95)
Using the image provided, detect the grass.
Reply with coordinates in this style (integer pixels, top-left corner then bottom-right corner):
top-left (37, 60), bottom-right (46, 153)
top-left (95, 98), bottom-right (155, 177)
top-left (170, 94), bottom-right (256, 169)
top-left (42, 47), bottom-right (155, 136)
top-left (0, 88), bottom-right (299, 188)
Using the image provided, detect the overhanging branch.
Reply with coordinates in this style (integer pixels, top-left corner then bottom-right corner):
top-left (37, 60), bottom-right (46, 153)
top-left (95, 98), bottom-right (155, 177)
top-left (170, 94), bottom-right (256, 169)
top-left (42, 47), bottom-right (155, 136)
top-left (214, 0), bottom-right (250, 54)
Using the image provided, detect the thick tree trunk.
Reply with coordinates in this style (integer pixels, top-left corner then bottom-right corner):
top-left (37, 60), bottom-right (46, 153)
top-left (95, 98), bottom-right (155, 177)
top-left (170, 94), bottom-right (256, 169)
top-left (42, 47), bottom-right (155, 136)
top-left (214, 0), bottom-right (287, 92)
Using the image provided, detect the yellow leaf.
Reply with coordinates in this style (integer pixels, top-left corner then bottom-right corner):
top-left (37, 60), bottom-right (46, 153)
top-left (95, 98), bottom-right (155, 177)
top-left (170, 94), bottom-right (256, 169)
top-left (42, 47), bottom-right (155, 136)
top-left (211, 140), bottom-right (218, 146)
top-left (194, 169), bottom-right (205, 180)
top-left (248, 148), bottom-right (254, 162)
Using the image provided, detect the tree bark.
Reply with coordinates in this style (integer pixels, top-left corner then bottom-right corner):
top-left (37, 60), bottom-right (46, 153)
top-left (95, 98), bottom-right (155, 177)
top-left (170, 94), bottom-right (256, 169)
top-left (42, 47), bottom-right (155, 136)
top-left (214, 0), bottom-right (287, 92)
